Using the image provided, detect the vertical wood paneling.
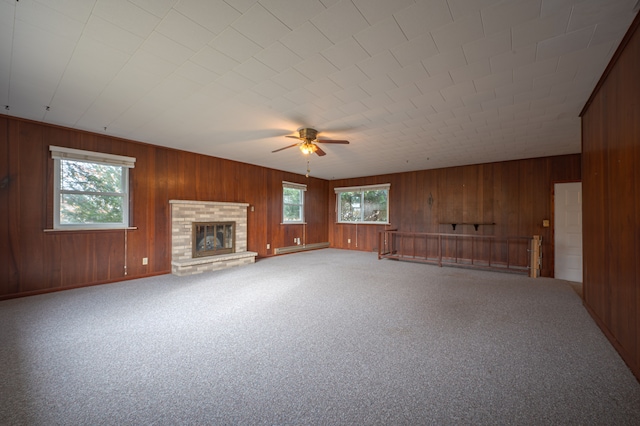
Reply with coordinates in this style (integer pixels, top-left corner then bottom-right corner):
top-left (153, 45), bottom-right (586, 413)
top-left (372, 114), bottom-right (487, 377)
top-left (6, 119), bottom-right (22, 294)
top-left (328, 155), bottom-right (580, 277)
top-left (58, 233), bottom-right (95, 286)
top-left (635, 86), bottom-right (640, 375)
top-left (0, 117), bottom-right (329, 298)
top-left (516, 161), bottom-right (535, 266)
top-left (151, 147), bottom-right (169, 274)
top-left (2, 115), bottom-right (581, 302)
top-left (462, 165), bottom-right (480, 226)
top-left (415, 171), bottom-right (427, 233)
top-left (481, 165), bottom-right (495, 235)
top-left (417, 170), bottom-right (437, 233)
top-left (581, 13), bottom-right (640, 380)
top-left (637, 117), bottom-right (640, 375)
top-left (247, 166), bottom-right (266, 255)
top-left (266, 172), bottom-right (280, 254)
top-left (399, 172), bottom-right (417, 232)
top-left (536, 160), bottom-right (552, 268)
top-left (18, 122), bottom-right (48, 292)
top-left (128, 143), bottom-right (152, 277)
top-left (0, 117), bottom-right (12, 294)
top-left (582, 95), bottom-right (608, 321)
top-left (618, 36), bottom-right (638, 364)
top-left (438, 167), bottom-right (463, 227)
top-left (504, 161), bottom-right (521, 238)
top-left (43, 234), bottom-right (62, 289)
top-left (606, 77), bottom-right (636, 354)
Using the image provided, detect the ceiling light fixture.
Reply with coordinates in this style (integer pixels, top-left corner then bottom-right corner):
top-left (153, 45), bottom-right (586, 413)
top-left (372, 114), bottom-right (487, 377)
top-left (299, 141), bottom-right (317, 155)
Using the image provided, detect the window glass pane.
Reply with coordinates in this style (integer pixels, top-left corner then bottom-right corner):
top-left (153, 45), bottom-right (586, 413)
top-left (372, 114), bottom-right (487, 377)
top-left (339, 191), bottom-right (361, 222)
top-left (363, 190), bottom-right (388, 222)
top-left (283, 187), bottom-right (301, 204)
top-left (53, 150), bottom-right (133, 229)
top-left (60, 194), bottom-right (123, 224)
top-left (61, 160), bottom-right (123, 193)
top-left (283, 186), bottom-right (303, 222)
top-left (284, 204), bottom-right (302, 221)
top-left (337, 187), bottom-right (389, 223)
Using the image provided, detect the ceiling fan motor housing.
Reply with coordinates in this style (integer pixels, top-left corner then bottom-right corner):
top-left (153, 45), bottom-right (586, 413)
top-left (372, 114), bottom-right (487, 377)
top-left (299, 128), bottom-right (318, 141)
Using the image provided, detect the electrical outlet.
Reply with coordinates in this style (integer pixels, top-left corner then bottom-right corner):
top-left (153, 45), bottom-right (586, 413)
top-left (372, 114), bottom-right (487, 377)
top-left (267, 243), bottom-right (270, 249)
top-left (348, 238), bottom-right (351, 244)
top-left (142, 257), bottom-right (148, 265)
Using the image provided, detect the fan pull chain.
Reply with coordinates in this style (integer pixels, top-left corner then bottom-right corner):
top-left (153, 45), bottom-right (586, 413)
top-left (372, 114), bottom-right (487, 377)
top-left (306, 160), bottom-right (310, 178)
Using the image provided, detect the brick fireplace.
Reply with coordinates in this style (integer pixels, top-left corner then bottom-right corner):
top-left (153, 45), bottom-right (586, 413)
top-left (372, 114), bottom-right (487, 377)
top-left (170, 200), bottom-right (257, 276)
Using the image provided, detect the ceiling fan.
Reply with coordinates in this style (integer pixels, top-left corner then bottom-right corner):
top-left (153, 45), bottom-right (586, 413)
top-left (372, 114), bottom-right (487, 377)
top-left (272, 128), bottom-right (350, 156)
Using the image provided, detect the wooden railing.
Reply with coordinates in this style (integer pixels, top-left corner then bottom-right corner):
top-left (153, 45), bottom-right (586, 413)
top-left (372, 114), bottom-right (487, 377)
top-left (378, 230), bottom-right (541, 277)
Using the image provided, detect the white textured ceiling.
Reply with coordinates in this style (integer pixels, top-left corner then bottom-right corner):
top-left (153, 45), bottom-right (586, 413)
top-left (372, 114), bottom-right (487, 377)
top-left (1, 0), bottom-right (637, 179)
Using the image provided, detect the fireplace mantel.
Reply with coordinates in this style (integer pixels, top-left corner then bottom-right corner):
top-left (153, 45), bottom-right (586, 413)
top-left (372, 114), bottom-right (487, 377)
top-left (170, 200), bottom-right (257, 276)
top-left (170, 200), bottom-right (250, 208)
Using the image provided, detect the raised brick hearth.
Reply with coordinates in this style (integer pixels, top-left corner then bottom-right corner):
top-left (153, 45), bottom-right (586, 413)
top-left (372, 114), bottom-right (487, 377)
top-left (170, 200), bottom-right (257, 276)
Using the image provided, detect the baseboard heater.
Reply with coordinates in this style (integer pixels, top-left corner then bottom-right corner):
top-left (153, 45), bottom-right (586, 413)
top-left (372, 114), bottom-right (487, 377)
top-left (274, 242), bottom-right (330, 255)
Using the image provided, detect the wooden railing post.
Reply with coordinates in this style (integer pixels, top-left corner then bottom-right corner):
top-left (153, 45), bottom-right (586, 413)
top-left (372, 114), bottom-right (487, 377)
top-left (529, 235), bottom-right (541, 278)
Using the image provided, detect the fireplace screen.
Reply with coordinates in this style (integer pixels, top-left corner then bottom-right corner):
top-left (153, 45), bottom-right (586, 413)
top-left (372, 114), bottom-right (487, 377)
top-left (192, 222), bottom-right (235, 258)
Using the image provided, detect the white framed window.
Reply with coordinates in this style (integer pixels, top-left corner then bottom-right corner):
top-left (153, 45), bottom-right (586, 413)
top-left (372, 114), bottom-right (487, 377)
top-left (283, 181), bottom-right (306, 224)
top-left (50, 146), bottom-right (136, 229)
top-left (335, 183), bottom-right (390, 224)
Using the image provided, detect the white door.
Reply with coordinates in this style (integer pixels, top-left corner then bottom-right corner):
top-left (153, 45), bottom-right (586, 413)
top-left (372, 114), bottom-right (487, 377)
top-left (554, 182), bottom-right (583, 282)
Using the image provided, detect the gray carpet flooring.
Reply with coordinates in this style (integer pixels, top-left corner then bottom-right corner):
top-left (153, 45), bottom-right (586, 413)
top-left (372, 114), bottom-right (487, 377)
top-left (1, 248), bottom-right (639, 425)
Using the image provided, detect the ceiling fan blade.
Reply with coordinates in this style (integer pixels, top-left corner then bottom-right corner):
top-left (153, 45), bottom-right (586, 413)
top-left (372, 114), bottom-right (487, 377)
top-left (272, 143), bottom-right (299, 153)
top-left (316, 139), bottom-right (350, 144)
top-left (286, 135), bottom-right (300, 139)
top-left (314, 146), bottom-right (327, 156)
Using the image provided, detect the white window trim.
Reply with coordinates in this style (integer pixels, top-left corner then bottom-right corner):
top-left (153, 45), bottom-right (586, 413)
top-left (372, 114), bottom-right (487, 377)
top-left (333, 183), bottom-right (390, 194)
top-left (335, 183), bottom-right (390, 225)
top-left (50, 146), bottom-right (136, 168)
top-left (282, 181), bottom-right (306, 224)
top-left (50, 146), bottom-right (136, 230)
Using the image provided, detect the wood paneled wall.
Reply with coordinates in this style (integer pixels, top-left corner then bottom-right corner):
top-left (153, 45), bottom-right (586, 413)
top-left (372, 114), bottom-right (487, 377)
top-left (0, 117), bottom-right (328, 298)
top-left (581, 13), bottom-right (640, 380)
top-left (328, 154), bottom-right (581, 278)
top-left (0, 115), bottom-right (583, 300)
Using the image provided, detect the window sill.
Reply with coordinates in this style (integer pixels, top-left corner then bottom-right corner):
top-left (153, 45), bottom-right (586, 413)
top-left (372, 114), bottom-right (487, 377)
top-left (336, 222), bottom-right (390, 225)
top-left (44, 226), bottom-right (138, 233)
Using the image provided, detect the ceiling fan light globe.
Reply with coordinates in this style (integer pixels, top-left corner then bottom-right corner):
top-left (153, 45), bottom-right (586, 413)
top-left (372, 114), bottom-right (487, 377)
top-left (299, 142), bottom-right (317, 155)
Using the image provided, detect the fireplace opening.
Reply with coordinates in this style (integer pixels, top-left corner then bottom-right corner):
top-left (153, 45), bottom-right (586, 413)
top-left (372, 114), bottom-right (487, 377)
top-left (192, 222), bottom-right (235, 258)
